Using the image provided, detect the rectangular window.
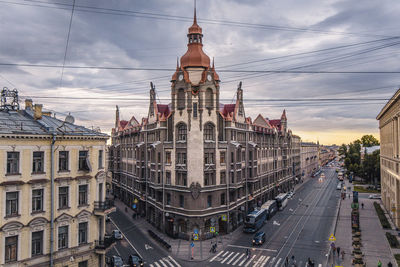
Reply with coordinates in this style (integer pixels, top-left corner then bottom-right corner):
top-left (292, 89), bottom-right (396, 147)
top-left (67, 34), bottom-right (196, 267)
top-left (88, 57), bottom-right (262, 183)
top-left (6, 192), bottom-right (19, 216)
top-left (58, 187), bottom-right (69, 209)
top-left (5, 236), bottom-right (18, 262)
top-left (166, 193), bottom-right (171, 205)
top-left (220, 171), bottom-right (226, 184)
top-left (32, 151), bottom-right (44, 173)
top-left (207, 195), bottom-right (212, 208)
top-left (78, 222), bottom-right (88, 245)
top-left (220, 152), bottom-right (225, 164)
top-left (179, 195), bottom-right (184, 208)
top-left (220, 193), bottom-right (226, 205)
top-left (193, 102), bottom-right (198, 118)
top-left (165, 152), bottom-right (171, 164)
top-left (7, 152), bottom-right (19, 174)
top-left (157, 152), bottom-right (161, 163)
top-left (166, 171), bottom-right (171, 185)
top-left (32, 189), bottom-right (43, 212)
top-left (59, 151), bottom-right (69, 171)
top-left (78, 151), bottom-right (90, 171)
top-left (58, 226), bottom-right (68, 249)
top-left (78, 261), bottom-right (88, 267)
top-left (78, 185), bottom-right (88, 206)
top-left (32, 231), bottom-right (43, 256)
top-left (98, 150), bottom-right (103, 169)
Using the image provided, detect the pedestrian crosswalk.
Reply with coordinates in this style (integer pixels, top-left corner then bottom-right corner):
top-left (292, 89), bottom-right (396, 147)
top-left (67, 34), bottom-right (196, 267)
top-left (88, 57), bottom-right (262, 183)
top-left (149, 256), bottom-right (181, 267)
top-left (209, 250), bottom-right (323, 267)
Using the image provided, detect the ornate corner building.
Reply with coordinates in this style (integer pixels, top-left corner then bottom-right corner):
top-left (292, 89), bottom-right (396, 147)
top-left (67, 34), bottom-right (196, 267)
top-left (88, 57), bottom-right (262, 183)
top-left (109, 10), bottom-right (298, 239)
top-left (0, 88), bottom-right (110, 267)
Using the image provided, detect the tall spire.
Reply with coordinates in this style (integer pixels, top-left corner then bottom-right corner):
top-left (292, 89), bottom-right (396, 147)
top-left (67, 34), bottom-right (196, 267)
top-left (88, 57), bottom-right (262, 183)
top-left (194, 0), bottom-right (197, 24)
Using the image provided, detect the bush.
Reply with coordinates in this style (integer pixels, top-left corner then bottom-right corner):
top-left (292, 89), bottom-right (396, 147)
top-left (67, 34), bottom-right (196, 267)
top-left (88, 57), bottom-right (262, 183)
top-left (386, 232), bottom-right (400, 248)
top-left (353, 185), bottom-right (380, 193)
top-left (394, 254), bottom-right (400, 266)
top-left (373, 202), bottom-right (391, 229)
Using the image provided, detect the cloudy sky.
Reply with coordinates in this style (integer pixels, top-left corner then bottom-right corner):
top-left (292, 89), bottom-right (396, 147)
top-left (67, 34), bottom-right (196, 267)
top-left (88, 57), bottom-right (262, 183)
top-left (1, 0), bottom-right (399, 145)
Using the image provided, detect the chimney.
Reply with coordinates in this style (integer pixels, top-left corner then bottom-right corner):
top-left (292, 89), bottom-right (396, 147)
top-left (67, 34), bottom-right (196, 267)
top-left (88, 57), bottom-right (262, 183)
top-left (25, 99), bottom-right (33, 110)
top-left (34, 104), bottom-right (43, 120)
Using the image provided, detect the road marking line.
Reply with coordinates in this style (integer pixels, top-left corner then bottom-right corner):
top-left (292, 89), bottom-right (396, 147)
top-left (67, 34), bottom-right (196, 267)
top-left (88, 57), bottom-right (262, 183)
top-left (221, 252), bottom-right (235, 263)
top-left (228, 244), bottom-right (277, 252)
top-left (274, 257), bottom-right (281, 267)
top-left (158, 259), bottom-right (168, 267)
top-left (244, 255), bottom-right (256, 267)
top-left (232, 253), bottom-right (245, 265)
top-left (227, 252), bottom-right (240, 264)
top-left (162, 257), bottom-right (174, 267)
top-left (113, 245), bottom-right (121, 256)
top-left (150, 264), bottom-right (154, 267)
top-left (270, 257), bottom-right (276, 264)
top-left (254, 255), bottom-right (266, 267)
top-left (167, 256), bottom-right (181, 267)
top-left (318, 264), bottom-right (322, 267)
top-left (109, 217), bottom-right (143, 258)
top-left (154, 262), bottom-right (161, 267)
top-left (222, 251), bottom-right (230, 257)
top-left (260, 256), bottom-right (270, 266)
top-left (238, 254), bottom-right (248, 266)
top-left (209, 251), bottom-right (224, 262)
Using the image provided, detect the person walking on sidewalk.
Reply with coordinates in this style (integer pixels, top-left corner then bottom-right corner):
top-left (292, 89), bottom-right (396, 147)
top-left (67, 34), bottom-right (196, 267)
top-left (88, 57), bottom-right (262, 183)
top-left (387, 262), bottom-right (393, 267)
top-left (378, 259), bottom-right (382, 267)
top-left (341, 250), bottom-right (345, 260)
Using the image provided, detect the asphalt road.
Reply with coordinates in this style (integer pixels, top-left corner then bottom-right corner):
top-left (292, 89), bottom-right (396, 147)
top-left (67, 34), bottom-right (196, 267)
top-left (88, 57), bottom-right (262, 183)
top-left (206, 166), bottom-right (340, 267)
top-left (106, 209), bottom-right (183, 267)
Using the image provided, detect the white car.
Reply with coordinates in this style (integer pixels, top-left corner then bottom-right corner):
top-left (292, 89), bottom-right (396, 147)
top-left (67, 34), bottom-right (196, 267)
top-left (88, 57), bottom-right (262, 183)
top-left (368, 194), bottom-right (381, 199)
top-left (112, 230), bottom-right (123, 240)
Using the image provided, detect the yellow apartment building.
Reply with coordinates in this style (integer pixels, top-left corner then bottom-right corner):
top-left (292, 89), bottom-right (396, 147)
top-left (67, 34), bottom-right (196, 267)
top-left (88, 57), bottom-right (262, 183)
top-left (0, 90), bottom-right (110, 267)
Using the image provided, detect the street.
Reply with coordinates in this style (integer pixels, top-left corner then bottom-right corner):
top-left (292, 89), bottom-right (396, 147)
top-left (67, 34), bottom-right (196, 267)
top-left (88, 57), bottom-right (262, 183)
top-left (206, 167), bottom-right (339, 267)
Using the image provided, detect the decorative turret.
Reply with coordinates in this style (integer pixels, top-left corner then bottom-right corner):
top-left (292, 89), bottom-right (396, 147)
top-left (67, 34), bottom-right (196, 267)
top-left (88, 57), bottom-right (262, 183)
top-left (115, 105), bottom-right (120, 129)
top-left (281, 109), bottom-right (287, 132)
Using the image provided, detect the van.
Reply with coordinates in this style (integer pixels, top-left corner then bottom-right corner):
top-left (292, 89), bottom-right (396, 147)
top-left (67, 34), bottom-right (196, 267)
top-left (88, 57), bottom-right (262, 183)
top-left (261, 200), bottom-right (278, 220)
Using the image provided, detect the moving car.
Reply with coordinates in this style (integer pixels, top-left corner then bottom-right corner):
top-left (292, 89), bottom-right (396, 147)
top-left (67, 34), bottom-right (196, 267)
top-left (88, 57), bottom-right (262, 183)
top-left (112, 229), bottom-right (123, 240)
top-left (368, 194), bottom-right (381, 199)
top-left (111, 255), bottom-right (124, 267)
top-left (252, 231), bottom-right (266, 245)
top-left (128, 254), bottom-right (144, 267)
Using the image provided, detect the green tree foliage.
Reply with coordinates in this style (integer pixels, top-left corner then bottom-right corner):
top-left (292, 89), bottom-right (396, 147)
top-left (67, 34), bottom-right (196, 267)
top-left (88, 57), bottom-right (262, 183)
top-left (361, 134), bottom-right (380, 147)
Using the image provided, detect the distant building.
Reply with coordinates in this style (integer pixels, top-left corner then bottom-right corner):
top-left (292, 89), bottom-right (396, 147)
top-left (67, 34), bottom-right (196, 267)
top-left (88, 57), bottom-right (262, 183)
top-left (0, 89), bottom-right (110, 267)
top-left (292, 135), bottom-right (301, 182)
top-left (319, 145), bottom-right (336, 166)
top-left (301, 142), bottom-right (319, 178)
top-left (377, 88), bottom-right (400, 227)
top-left (109, 10), bottom-right (298, 239)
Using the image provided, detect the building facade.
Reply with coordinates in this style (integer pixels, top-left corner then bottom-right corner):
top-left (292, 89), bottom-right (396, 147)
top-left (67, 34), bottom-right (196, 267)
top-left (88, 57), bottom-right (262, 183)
top-left (0, 91), bottom-right (110, 267)
top-left (300, 142), bottom-right (319, 178)
top-left (377, 88), bottom-right (400, 227)
top-left (109, 12), bottom-right (297, 239)
top-left (292, 135), bottom-right (301, 182)
top-left (319, 146), bottom-right (335, 167)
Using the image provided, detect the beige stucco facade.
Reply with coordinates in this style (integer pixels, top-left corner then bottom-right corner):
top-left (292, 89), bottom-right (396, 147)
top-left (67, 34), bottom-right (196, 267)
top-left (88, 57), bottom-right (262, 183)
top-left (377, 88), bottom-right (400, 228)
top-left (300, 142), bottom-right (319, 178)
top-left (0, 100), bottom-right (109, 267)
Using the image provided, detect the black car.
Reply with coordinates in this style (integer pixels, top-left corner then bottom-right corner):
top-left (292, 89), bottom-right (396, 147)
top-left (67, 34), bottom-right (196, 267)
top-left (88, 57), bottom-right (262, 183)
top-left (252, 231), bottom-right (265, 245)
top-left (128, 254), bottom-right (144, 267)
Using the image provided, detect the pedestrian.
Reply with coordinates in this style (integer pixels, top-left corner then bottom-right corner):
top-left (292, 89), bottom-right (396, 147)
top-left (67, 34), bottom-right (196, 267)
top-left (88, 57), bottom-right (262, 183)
top-left (388, 262), bottom-right (393, 267)
top-left (361, 203), bottom-right (364, 209)
top-left (337, 247), bottom-right (341, 256)
top-left (341, 250), bottom-right (345, 260)
top-left (285, 256), bottom-right (289, 266)
top-left (332, 246), bottom-right (336, 256)
top-left (378, 259), bottom-right (382, 267)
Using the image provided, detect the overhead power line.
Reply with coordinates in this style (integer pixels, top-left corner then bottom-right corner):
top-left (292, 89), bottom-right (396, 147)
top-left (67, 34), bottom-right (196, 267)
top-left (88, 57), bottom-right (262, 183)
top-left (0, 0), bottom-right (395, 38)
top-left (1, 63), bottom-right (399, 74)
top-left (59, 0), bottom-right (75, 87)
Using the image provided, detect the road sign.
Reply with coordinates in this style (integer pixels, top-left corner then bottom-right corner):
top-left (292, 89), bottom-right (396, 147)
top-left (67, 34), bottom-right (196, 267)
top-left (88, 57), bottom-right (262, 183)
top-left (329, 234), bottom-right (336, 241)
top-left (134, 198), bottom-right (138, 204)
top-left (145, 244), bottom-right (153, 250)
top-left (132, 204), bottom-right (136, 209)
top-left (210, 227), bottom-right (215, 233)
top-left (190, 242), bottom-right (194, 247)
top-left (221, 215), bottom-right (227, 221)
top-left (193, 234), bottom-right (199, 241)
top-left (194, 229), bottom-right (199, 234)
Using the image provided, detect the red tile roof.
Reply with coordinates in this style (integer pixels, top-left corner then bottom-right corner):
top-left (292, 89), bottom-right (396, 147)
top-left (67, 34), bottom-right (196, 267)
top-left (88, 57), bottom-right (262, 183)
top-left (157, 104), bottom-right (170, 117)
top-left (221, 104), bottom-right (236, 117)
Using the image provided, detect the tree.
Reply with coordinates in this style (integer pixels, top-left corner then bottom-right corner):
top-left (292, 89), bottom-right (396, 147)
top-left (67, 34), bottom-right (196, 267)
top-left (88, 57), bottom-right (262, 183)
top-left (362, 149), bottom-right (380, 185)
top-left (361, 135), bottom-right (380, 147)
top-left (338, 144), bottom-right (347, 157)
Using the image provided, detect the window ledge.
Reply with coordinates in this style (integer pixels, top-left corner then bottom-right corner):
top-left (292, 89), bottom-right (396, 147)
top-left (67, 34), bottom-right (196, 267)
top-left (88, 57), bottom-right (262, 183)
top-left (5, 173), bottom-right (21, 176)
top-left (57, 207), bottom-right (70, 211)
top-left (5, 214), bottom-right (21, 219)
top-left (32, 172), bottom-right (46, 175)
top-left (58, 170), bottom-right (70, 173)
top-left (31, 211), bottom-right (45, 215)
top-left (78, 204), bottom-right (89, 208)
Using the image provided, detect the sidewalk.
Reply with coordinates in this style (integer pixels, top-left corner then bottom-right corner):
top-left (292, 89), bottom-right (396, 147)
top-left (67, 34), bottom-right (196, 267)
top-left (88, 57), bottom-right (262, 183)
top-left (110, 174), bottom-right (314, 262)
top-left (334, 180), bottom-right (396, 266)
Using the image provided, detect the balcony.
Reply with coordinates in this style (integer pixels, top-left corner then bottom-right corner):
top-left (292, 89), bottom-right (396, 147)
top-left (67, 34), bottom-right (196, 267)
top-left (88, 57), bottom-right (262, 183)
top-left (94, 199), bottom-right (116, 216)
top-left (94, 238), bottom-right (114, 254)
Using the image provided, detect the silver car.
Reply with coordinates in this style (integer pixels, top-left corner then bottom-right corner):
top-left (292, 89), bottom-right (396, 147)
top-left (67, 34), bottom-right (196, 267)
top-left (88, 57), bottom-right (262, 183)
top-left (112, 230), bottom-right (123, 240)
top-left (368, 194), bottom-right (381, 199)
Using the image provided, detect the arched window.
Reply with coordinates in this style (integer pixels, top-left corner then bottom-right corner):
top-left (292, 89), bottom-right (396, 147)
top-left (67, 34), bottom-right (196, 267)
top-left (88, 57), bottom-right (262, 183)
top-left (204, 123), bottom-right (215, 141)
top-left (205, 88), bottom-right (213, 109)
top-left (177, 88), bottom-right (185, 110)
top-left (177, 123), bottom-right (187, 141)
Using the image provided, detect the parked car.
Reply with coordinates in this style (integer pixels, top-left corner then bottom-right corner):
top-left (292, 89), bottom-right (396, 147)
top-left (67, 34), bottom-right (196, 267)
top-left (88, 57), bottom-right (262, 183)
top-left (111, 255), bottom-right (124, 267)
top-left (128, 254), bottom-right (144, 267)
top-left (112, 230), bottom-right (123, 240)
top-left (106, 215), bottom-right (111, 222)
top-left (368, 194), bottom-right (381, 199)
top-left (336, 183), bottom-right (342, 190)
top-left (252, 232), bottom-right (266, 245)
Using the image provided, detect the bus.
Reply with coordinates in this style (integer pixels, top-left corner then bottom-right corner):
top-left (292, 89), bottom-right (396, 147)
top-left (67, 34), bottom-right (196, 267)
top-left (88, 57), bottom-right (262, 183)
top-left (275, 193), bottom-right (289, 211)
top-left (261, 200), bottom-right (278, 220)
top-left (243, 209), bottom-right (268, 233)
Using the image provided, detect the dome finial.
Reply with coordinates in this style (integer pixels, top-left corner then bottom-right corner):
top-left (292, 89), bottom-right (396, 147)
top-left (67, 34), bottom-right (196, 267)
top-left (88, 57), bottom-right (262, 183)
top-left (194, 0), bottom-right (197, 24)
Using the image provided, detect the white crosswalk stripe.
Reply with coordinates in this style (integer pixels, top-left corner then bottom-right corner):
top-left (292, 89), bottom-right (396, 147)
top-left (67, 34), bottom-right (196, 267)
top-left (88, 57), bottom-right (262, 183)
top-left (221, 252), bottom-right (235, 264)
top-left (254, 255), bottom-right (266, 267)
top-left (209, 250), bottom-right (224, 262)
top-left (260, 256), bottom-right (270, 266)
top-left (244, 255), bottom-right (256, 267)
top-left (159, 259), bottom-right (168, 267)
top-left (168, 256), bottom-right (181, 267)
top-left (232, 253), bottom-right (245, 265)
top-left (150, 258), bottom-right (181, 267)
top-left (226, 252), bottom-right (241, 265)
top-left (154, 262), bottom-right (161, 267)
top-left (150, 264), bottom-right (154, 267)
top-left (318, 264), bottom-right (322, 267)
top-left (274, 257), bottom-right (281, 267)
top-left (238, 254), bottom-right (249, 266)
